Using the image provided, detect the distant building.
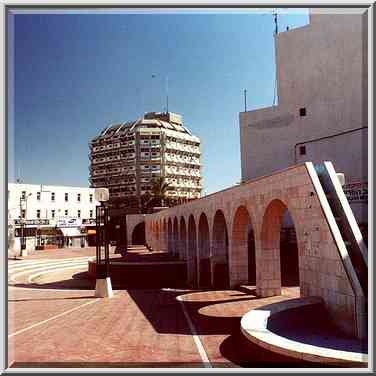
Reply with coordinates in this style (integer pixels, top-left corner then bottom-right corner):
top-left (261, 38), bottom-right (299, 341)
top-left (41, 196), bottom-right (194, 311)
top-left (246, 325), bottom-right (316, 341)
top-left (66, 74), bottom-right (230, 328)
top-left (89, 112), bottom-right (202, 212)
top-left (8, 183), bottom-right (99, 254)
top-left (239, 9), bottom-right (368, 231)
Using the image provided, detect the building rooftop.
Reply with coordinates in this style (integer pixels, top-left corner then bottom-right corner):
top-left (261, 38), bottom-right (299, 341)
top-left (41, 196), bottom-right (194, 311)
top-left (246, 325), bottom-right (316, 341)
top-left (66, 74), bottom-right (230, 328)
top-left (91, 112), bottom-right (198, 142)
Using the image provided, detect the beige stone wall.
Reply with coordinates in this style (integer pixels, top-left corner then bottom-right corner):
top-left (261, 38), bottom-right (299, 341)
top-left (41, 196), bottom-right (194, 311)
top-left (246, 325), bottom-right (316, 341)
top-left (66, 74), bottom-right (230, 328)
top-left (144, 163), bottom-right (365, 338)
top-left (239, 10), bottom-right (368, 226)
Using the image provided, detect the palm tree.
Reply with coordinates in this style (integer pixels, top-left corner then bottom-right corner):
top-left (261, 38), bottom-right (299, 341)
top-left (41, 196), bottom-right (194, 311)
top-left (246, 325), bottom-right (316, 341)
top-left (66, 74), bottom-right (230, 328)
top-left (150, 177), bottom-right (171, 207)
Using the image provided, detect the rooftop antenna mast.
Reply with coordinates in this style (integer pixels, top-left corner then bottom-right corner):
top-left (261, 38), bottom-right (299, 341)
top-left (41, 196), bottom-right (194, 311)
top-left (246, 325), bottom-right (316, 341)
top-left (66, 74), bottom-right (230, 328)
top-left (272, 8), bottom-right (279, 106)
top-left (165, 75), bottom-right (169, 113)
top-left (272, 8), bottom-right (278, 35)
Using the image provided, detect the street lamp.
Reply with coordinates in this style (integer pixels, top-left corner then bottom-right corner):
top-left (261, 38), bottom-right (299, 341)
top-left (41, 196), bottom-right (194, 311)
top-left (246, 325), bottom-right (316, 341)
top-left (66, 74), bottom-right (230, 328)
top-left (94, 187), bottom-right (113, 298)
top-left (19, 193), bottom-right (32, 257)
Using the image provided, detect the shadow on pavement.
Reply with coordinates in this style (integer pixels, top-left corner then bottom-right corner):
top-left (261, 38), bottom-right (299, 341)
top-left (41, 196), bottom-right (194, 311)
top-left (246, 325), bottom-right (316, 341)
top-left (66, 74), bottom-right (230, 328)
top-left (218, 333), bottom-right (330, 368)
top-left (267, 304), bottom-right (368, 355)
top-left (126, 288), bottom-right (325, 367)
top-left (12, 272), bottom-right (95, 290)
top-left (127, 288), bottom-right (253, 336)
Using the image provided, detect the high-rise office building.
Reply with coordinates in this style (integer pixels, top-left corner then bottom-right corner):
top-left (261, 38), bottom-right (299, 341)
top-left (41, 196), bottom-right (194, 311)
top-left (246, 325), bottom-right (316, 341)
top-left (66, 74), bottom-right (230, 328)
top-left (89, 112), bottom-right (202, 211)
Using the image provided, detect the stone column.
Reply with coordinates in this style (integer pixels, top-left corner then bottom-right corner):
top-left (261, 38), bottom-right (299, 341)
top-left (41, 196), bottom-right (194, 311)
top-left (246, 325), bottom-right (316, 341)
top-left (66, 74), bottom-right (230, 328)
top-left (256, 247), bottom-right (281, 297)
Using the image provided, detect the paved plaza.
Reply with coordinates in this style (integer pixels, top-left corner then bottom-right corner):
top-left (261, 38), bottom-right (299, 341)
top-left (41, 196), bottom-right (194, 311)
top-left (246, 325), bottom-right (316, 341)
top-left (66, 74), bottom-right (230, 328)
top-left (6, 246), bottom-right (328, 368)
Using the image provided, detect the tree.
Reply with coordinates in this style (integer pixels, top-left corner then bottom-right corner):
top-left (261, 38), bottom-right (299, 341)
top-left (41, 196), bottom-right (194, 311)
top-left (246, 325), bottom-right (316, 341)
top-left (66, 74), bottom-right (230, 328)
top-left (140, 177), bottom-right (171, 212)
top-left (150, 177), bottom-right (171, 207)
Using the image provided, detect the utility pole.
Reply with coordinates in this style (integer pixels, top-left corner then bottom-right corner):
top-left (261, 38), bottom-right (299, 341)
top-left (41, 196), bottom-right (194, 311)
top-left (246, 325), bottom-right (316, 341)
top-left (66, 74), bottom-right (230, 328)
top-left (244, 89), bottom-right (247, 112)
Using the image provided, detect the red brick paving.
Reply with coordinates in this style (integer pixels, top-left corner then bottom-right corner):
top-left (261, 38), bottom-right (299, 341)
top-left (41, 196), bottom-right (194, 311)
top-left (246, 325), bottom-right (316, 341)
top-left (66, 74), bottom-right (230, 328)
top-left (8, 246), bottom-right (325, 368)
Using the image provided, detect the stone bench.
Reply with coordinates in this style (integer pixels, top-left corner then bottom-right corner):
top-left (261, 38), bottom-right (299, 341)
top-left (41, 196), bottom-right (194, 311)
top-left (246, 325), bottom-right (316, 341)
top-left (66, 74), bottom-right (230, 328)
top-left (240, 296), bottom-right (368, 365)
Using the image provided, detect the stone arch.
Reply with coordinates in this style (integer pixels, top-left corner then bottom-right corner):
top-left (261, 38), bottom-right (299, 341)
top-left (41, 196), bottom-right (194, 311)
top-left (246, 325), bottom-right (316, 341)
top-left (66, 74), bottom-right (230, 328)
top-left (187, 214), bottom-right (198, 287)
top-left (179, 217), bottom-right (187, 260)
top-left (198, 213), bottom-right (211, 288)
top-left (211, 209), bottom-right (229, 288)
top-left (167, 218), bottom-right (173, 254)
top-left (258, 199), bottom-right (300, 297)
top-left (173, 217), bottom-right (179, 258)
top-left (132, 221), bottom-right (145, 245)
top-left (230, 205), bottom-right (256, 288)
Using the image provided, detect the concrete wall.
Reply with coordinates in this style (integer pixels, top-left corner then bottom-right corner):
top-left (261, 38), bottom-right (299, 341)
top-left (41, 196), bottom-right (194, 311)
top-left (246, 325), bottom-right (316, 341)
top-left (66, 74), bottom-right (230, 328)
top-left (239, 9), bottom-right (368, 225)
top-left (144, 163), bottom-right (366, 339)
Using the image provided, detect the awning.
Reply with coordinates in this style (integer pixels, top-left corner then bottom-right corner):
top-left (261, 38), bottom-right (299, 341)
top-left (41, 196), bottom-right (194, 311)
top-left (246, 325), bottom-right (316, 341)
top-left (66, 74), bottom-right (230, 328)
top-left (39, 227), bottom-right (64, 236)
top-left (59, 227), bottom-right (82, 237)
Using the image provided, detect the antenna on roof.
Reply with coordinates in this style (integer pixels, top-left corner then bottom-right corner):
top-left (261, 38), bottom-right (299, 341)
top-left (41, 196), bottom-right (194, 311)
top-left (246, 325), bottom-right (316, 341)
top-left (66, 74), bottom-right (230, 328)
top-left (272, 9), bottom-right (279, 106)
top-left (152, 74), bottom-right (169, 113)
top-left (166, 75), bottom-right (169, 113)
top-left (272, 8), bottom-right (278, 35)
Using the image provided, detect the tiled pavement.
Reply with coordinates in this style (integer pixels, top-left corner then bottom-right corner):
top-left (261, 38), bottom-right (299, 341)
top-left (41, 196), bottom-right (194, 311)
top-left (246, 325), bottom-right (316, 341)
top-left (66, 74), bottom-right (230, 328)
top-left (8, 247), bottom-right (324, 368)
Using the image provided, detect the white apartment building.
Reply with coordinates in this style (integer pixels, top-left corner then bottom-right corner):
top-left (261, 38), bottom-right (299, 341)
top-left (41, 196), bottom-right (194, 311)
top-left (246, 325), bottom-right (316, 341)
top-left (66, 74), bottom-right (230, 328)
top-left (8, 183), bottom-right (99, 254)
top-left (239, 9), bottom-right (368, 230)
top-left (89, 112), bottom-right (202, 212)
top-left (8, 183), bottom-right (99, 222)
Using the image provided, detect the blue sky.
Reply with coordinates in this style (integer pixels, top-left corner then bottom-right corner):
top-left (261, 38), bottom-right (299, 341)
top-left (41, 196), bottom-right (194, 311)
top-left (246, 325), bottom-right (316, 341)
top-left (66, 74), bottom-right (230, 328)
top-left (9, 9), bottom-right (309, 195)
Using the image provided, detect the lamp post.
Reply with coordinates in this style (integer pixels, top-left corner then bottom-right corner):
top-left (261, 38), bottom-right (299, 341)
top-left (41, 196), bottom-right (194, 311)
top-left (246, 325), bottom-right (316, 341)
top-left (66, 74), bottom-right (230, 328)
top-left (19, 193), bottom-right (32, 257)
top-left (94, 187), bottom-right (113, 298)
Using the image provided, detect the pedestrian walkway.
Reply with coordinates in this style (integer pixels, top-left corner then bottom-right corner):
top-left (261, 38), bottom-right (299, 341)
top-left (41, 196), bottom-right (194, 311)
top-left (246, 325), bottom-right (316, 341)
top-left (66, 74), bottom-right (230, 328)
top-left (7, 247), bottom-right (334, 368)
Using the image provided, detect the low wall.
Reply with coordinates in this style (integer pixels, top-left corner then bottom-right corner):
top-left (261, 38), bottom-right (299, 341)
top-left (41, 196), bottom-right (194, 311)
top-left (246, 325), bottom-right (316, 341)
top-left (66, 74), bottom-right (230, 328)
top-left (88, 260), bottom-right (187, 288)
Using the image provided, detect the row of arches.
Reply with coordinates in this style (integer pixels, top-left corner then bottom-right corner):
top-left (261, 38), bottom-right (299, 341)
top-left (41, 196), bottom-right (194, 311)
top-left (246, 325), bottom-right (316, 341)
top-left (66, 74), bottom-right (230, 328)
top-left (147, 199), bottom-right (300, 293)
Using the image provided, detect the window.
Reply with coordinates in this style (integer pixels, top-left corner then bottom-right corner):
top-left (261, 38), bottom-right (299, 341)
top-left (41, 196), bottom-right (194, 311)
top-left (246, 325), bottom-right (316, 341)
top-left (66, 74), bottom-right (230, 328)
top-left (299, 145), bottom-right (306, 156)
top-left (21, 191), bottom-right (26, 200)
top-left (65, 209), bottom-right (68, 216)
top-left (77, 193), bottom-right (81, 202)
top-left (51, 192), bottom-right (55, 201)
top-left (37, 192), bottom-right (41, 200)
top-left (77, 210), bottom-right (81, 218)
top-left (299, 107), bottom-right (306, 117)
top-left (65, 193), bottom-right (68, 202)
top-left (21, 209), bottom-right (26, 219)
top-left (90, 210), bottom-right (93, 218)
top-left (36, 210), bottom-right (41, 219)
top-left (51, 210), bottom-right (55, 219)
top-left (89, 194), bottom-right (93, 203)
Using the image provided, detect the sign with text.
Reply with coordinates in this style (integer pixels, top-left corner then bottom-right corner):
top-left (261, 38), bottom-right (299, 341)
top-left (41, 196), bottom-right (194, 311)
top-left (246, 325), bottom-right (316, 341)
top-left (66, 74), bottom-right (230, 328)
top-left (56, 217), bottom-right (82, 228)
top-left (343, 181), bottom-right (368, 203)
top-left (14, 219), bottom-right (49, 226)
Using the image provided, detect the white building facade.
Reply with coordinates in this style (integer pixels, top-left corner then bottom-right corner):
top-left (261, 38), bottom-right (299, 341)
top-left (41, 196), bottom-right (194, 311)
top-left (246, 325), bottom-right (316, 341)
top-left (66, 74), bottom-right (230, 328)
top-left (239, 9), bottom-right (368, 231)
top-left (8, 183), bottom-right (99, 254)
top-left (8, 183), bottom-right (99, 222)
